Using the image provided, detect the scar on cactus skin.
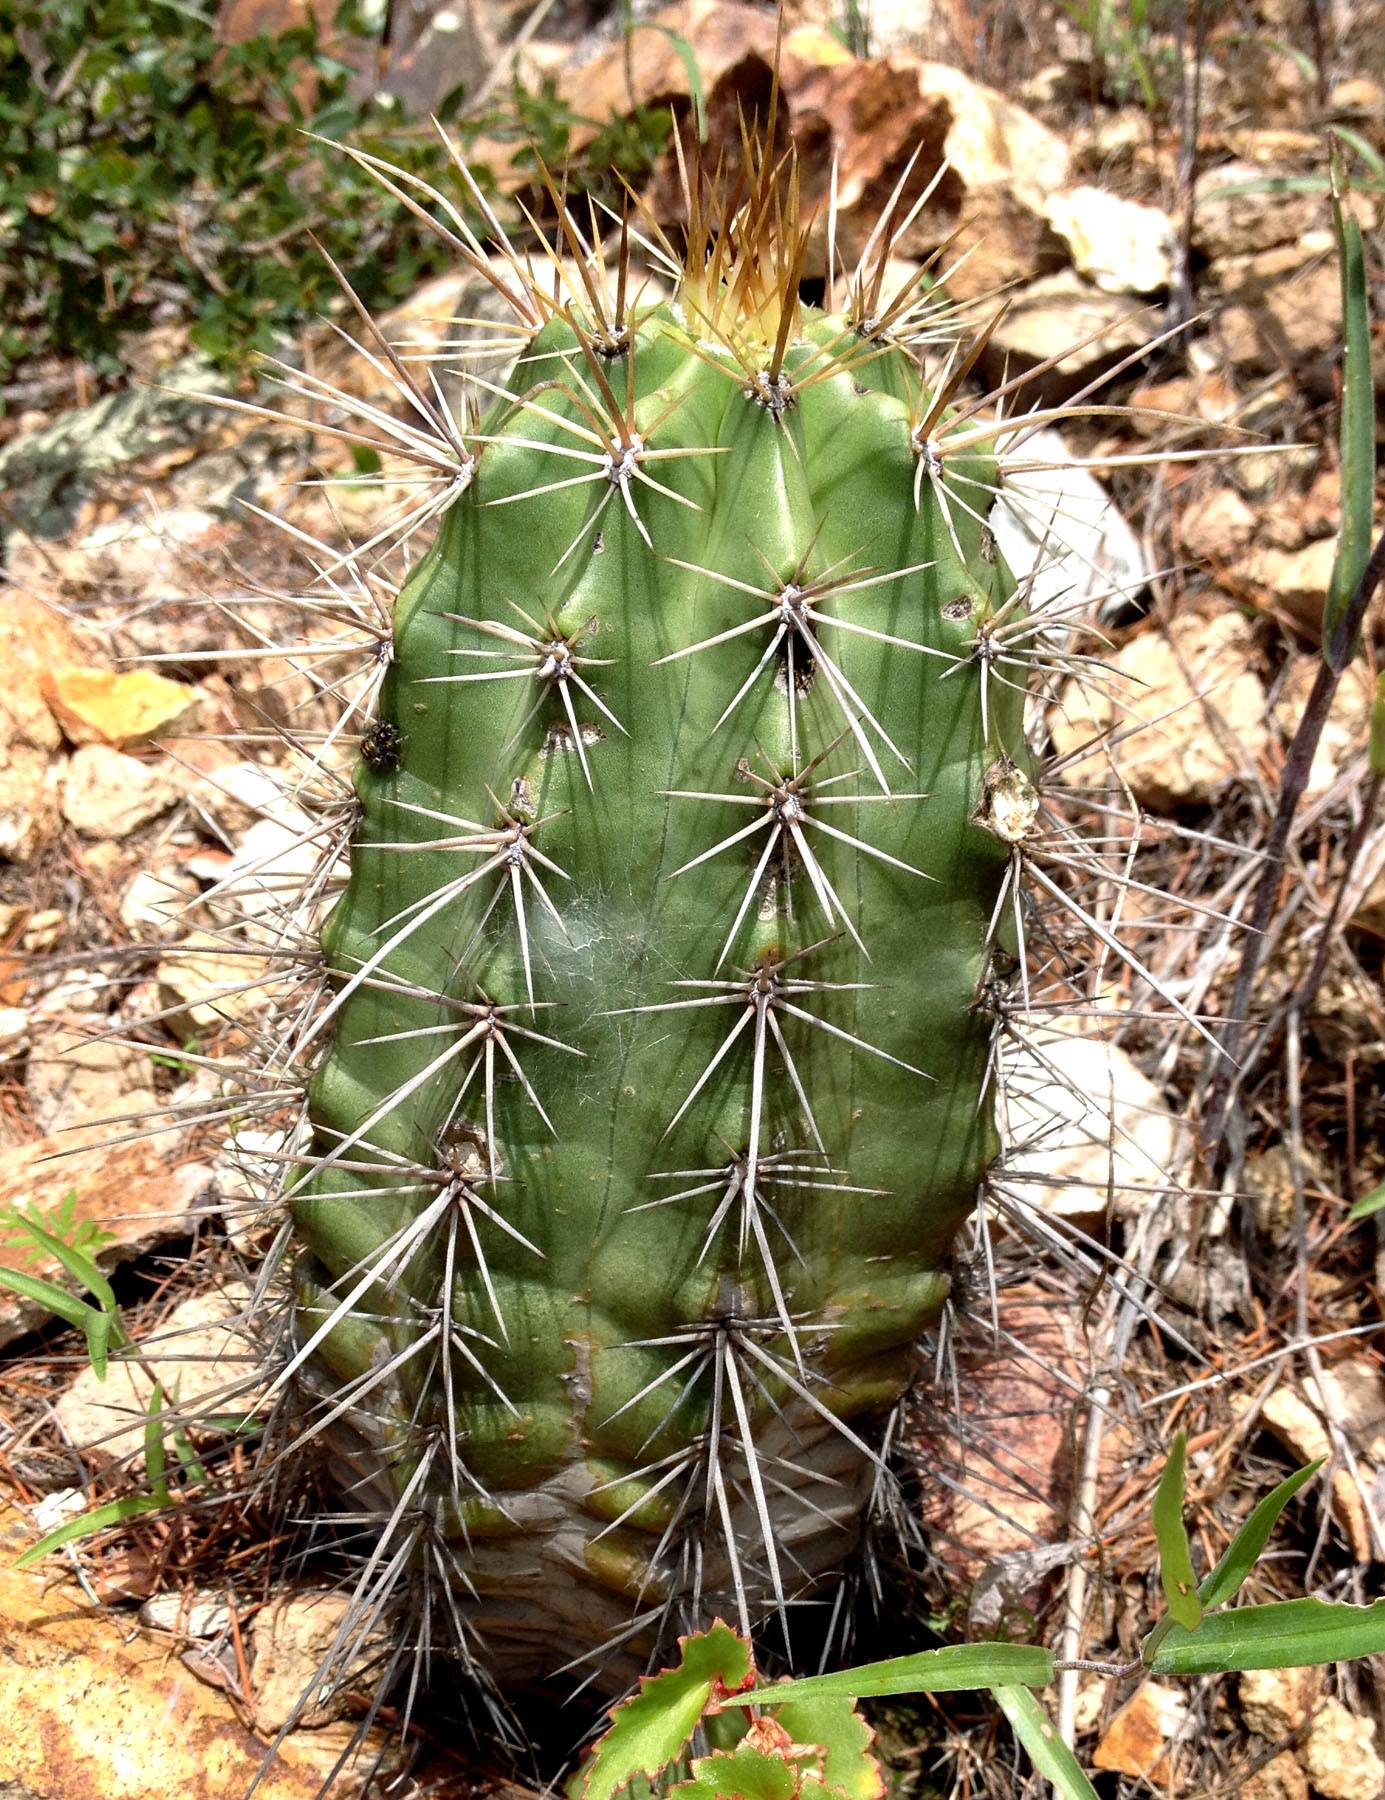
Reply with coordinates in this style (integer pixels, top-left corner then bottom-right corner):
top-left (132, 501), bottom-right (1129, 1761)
top-left (30, 80), bottom-right (1258, 1790)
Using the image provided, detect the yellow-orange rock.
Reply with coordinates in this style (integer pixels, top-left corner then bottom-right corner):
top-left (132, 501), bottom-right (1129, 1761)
top-left (0, 1502), bottom-right (383, 1799)
top-left (41, 665), bottom-right (200, 746)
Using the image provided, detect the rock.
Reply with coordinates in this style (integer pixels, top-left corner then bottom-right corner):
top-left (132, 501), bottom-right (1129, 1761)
top-left (250, 1590), bottom-right (384, 1734)
top-left (1242, 1752), bottom-right (1310, 1800)
top-left (1128, 370), bottom-right (1240, 436)
top-left (139, 1589), bottom-right (234, 1638)
top-left (1236, 537), bottom-right (1339, 633)
top-left (24, 1023), bottom-right (160, 1133)
top-left (60, 743), bottom-right (182, 838)
top-left (1240, 1666), bottom-right (1318, 1740)
top-left (1092, 1682), bottom-right (1188, 1783)
top-left (0, 743), bottom-right (64, 863)
top-left (0, 593), bottom-right (84, 863)
top-left (0, 1501), bottom-right (388, 1799)
top-left (1328, 77), bottom-right (1385, 116)
top-left (53, 1286), bottom-right (260, 1467)
top-left (1213, 242), bottom-right (1342, 375)
top-left (0, 358), bottom-right (231, 536)
top-left (120, 865), bottom-right (200, 937)
top-left (1194, 162), bottom-right (1322, 257)
top-left (913, 1287), bottom-right (1112, 1588)
top-left (0, 1007), bottom-right (26, 1061)
top-left (0, 1131), bottom-right (212, 1349)
top-left (1000, 1031), bottom-right (1190, 1219)
top-left (1301, 1700), bottom-right (1385, 1800)
top-left (1258, 1386), bottom-right (1377, 1562)
top-left (989, 427), bottom-right (1152, 619)
top-left (1270, 658), bottom-right (1374, 800)
top-left (1051, 609), bottom-right (1269, 809)
top-left (188, 759), bottom-right (299, 840)
top-left (1180, 487), bottom-right (1258, 565)
top-left (21, 907), bottom-right (65, 952)
top-left (936, 182), bottom-right (1068, 301)
top-left (1308, 1359), bottom-right (1385, 1462)
top-left (0, 591), bottom-right (86, 754)
top-left (1045, 185), bottom-right (1174, 294)
top-left (978, 272), bottom-right (1150, 402)
top-left (1233, 444), bottom-right (1320, 501)
top-left (156, 932), bottom-right (272, 1032)
top-left (914, 58), bottom-right (1069, 209)
top-left (41, 665), bottom-right (200, 746)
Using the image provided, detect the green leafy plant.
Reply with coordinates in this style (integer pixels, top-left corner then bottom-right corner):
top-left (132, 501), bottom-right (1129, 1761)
top-left (0, 1202), bottom-right (127, 1376)
top-left (0, 0), bottom-right (673, 386)
top-left (0, 1189), bottom-right (116, 1264)
top-left (569, 1437), bottom-right (1385, 1800)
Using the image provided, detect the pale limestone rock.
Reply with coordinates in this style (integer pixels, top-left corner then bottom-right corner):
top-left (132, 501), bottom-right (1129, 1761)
top-left (1045, 185), bottom-right (1174, 294)
top-left (1051, 610), bottom-right (1269, 810)
top-left (1236, 537), bottom-right (1340, 632)
top-left (53, 1286), bottom-right (258, 1467)
top-left (1180, 487), bottom-right (1259, 565)
top-left (1001, 1031), bottom-right (1190, 1219)
top-left (60, 744), bottom-right (182, 838)
top-left (24, 1023), bottom-right (159, 1133)
top-left (1240, 1666), bottom-right (1319, 1740)
top-left (1301, 1700), bottom-right (1385, 1800)
top-left (250, 1591), bottom-right (384, 1734)
top-left (1194, 161), bottom-right (1322, 256)
top-left (981, 271), bottom-right (1149, 398)
top-left (1243, 1752), bottom-right (1310, 1800)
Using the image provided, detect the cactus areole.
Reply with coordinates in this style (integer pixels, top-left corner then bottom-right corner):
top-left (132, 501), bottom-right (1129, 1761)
top-left (288, 141), bottom-right (1030, 1694)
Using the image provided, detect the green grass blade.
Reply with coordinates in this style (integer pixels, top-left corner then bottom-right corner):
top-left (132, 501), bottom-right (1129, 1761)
top-left (1197, 1458), bottom-right (1325, 1610)
top-left (144, 1381), bottom-right (171, 1505)
top-left (0, 1267), bottom-right (99, 1334)
top-left (728, 1644), bottom-right (1056, 1706)
top-left (1152, 1431), bottom-right (1203, 1632)
top-left (1147, 1598), bottom-right (1385, 1674)
top-left (1349, 1177), bottom-right (1385, 1221)
top-left (1370, 673), bottom-right (1385, 777)
top-left (15, 1493), bottom-right (170, 1571)
top-left (1325, 138), bottom-right (1377, 662)
top-left (626, 24), bottom-right (707, 140)
top-left (992, 1686), bottom-right (1100, 1800)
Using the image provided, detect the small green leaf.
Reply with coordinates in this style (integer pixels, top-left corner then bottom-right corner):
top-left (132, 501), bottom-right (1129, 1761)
top-left (1148, 1597), bottom-right (1385, 1674)
top-left (774, 1694), bottom-right (884, 1800)
top-left (1197, 1459), bottom-right (1325, 1611)
top-left (1152, 1431), bottom-right (1203, 1633)
top-left (670, 1747), bottom-right (799, 1800)
top-left (572, 1622), bottom-right (753, 1800)
top-left (1349, 1176), bottom-right (1385, 1221)
top-left (727, 1642), bottom-right (1055, 1706)
top-left (13, 1214), bottom-right (117, 1311)
top-left (15, 1492), bottom-right (169, 1571)
top-left (1325, 138), bottom-right (1377, 662)
top-left (992, 1686), bottom-right (1100, 1800)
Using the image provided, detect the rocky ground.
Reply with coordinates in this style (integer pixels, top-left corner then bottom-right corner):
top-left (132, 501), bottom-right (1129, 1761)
top-left (1, 1), bottom-right (1383, 1796)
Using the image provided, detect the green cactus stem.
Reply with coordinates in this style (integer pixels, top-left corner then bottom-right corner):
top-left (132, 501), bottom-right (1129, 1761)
top-left (282, 140), bottom-right (1030, 1693)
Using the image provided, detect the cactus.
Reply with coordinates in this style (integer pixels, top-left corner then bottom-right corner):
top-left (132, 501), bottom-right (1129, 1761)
top-left (271, 133), bottom-right (1039, 1702)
